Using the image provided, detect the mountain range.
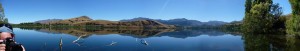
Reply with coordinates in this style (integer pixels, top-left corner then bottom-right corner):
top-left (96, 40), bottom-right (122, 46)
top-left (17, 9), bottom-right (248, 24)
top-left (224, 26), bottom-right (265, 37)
top-left (32, 16), bottom-right (175, 29)
top-left (120, 17), bottom-right (228, 26)
top-left (33, 16), bottom-right (228, 27)
top-left (34, 19), bottom-right (63, 24)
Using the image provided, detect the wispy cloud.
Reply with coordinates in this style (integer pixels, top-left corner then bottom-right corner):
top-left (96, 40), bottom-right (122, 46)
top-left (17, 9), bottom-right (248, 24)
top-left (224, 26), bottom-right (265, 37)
top-left (158, 0), bottom-right (171, 16)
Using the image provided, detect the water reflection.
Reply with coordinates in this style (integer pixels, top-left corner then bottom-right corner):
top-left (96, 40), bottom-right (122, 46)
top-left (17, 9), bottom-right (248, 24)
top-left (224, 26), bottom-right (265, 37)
top-left (285, 35), bottom-right (300, 51)
top-left (15, 27), bottom-right (300, 51)
top-left (59, 37), bottom-right (63, 51)
top-left (35, 28), bottom-right (175, 38)
top-left (242, 33), bottom-right (300, 51)
top-left (106, 41), bottom-right (117, 46)
top-left (140, 39), bottom-right (149, 46)
top-left (72, 35), bottom-right (85, 46)
top-left (19, 27), bottom-right (238, 39)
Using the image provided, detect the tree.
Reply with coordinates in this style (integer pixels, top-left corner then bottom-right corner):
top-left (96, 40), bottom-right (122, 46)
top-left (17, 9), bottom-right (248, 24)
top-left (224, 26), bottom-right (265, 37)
top-left (288, 0), bottom-right (300, 15)
top-left (4, 18), bottom-right (8, 23)
top-left (242, 0), bottom-right (275, 33)
top-left (245, 0), bottom-right (253, 13)
top-left (0, 3), bottom-right (8, 24)
top-left (242, 0), bottom-right (286, 34)
top-left (243, 3), bottom-right (274, 33)
top-left (252, 0), bottom-right (272, 5)
top-left (286, 0), bottom-right (300, 35)
top-left (270, 3), bottom-right (283, 19)
top-left (270, 3), bottom-right (285, 30)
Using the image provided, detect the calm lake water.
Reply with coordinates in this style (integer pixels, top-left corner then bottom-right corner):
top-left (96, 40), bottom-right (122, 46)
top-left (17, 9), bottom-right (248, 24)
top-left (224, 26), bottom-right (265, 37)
top-left (12, 28), bottom-right (300, 51)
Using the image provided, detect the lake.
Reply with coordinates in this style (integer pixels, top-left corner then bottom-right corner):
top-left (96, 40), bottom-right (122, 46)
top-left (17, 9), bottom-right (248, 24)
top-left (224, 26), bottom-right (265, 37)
top-left (12, 28), bottom-right (300, 51)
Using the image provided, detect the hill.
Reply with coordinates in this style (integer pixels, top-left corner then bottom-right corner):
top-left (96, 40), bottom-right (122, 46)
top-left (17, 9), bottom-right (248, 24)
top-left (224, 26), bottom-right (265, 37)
top-left (120, 17), bottom-right (228, 26)
top-left (36, 16), bottom-right (175, 29)
top-left (34, 19), bottom-right (63, 24)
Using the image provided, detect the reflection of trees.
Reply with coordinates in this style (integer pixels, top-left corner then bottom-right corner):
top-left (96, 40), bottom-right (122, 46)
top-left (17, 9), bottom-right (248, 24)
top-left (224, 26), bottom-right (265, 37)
top-left (243, 34), bottom-right (272, 51)
top-left (242, 34), bottom-right (300, 51)
top-left (18, 27), bottom-right (45, 30)
top-left (285, 35), bottom-right (300, 51)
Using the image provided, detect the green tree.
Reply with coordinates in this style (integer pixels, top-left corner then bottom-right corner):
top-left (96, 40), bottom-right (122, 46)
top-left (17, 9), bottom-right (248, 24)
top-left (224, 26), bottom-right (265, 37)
top-left (286, 0), bottom-right (300, 35)
top-left (243, 0), bottom-right (274, 33)
top-left (245, 0), bottom-right (253, 13)
top-left (0, 3), bottom-right (8, 24)
top-left (270, 3), bottom-right (282, 19)
top-left (242, 0), bottom-right (284, 33)
top-left (271, 3), bottom-right (285, 31)
top-left (243, 3), bottom-right (274, 33)
top-left (4, 18), bottom-right (8, 23)
top-left (252, 0), bottom-right (272, 5)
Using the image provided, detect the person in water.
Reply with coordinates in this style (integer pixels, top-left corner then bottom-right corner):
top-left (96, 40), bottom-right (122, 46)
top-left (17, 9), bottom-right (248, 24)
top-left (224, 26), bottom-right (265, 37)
top-left (0, 24), bottom-right (25, 51)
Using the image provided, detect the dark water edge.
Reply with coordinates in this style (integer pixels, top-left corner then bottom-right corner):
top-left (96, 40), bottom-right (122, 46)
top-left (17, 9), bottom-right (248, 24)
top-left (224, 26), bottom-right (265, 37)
top-left (12, 27), bottom-right (300, 51)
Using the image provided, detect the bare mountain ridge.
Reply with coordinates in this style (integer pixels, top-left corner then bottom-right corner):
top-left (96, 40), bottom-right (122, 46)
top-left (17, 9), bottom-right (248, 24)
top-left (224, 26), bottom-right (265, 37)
top-left (120, 17), bottom-right (228, 26)
top-left (34, 16), bottom-right (227, 27)
top-left (34, 19), bottom-right (63, 24)
top-left (35, 16), bottom-right (175, 29)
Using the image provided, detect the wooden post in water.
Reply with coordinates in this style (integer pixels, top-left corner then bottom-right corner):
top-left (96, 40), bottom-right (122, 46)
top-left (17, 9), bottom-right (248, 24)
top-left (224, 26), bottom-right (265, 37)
top-left (59, 37), bottom-right (63, 51)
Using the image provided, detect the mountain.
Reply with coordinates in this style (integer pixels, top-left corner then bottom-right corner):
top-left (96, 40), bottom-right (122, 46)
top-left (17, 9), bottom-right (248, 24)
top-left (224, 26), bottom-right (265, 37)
top-left (34, 19), bottom-right (63, 24)
top-left (202, 21), bottom-right (228, 26)
top-left (160, 18), bottom-right (203, 26)
top-left (120, 17), bottom-right (154, 22)
top-left (49, 16), bottom-right (93, 24)
top-left (37, 16), bottom-right (175, 29)
top-left (34, 16), bottom-right (92, 24)
top-left (120, 17), bottom-right (228, 26)
top-left (33, 16), bottom-right (227, 27)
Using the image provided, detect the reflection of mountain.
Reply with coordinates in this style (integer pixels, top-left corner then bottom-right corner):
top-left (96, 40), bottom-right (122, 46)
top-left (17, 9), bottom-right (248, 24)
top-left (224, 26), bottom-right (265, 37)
top-left (156, 29), bottom-right (241, 39)
top-left (25, 27), bottom-right (242, 39)
top-left (34, 28), bottom-right (175, 38)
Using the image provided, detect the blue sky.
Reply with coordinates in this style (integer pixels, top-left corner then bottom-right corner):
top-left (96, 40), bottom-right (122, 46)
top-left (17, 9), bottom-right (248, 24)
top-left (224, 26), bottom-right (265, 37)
top-left (0, 0), bottom-right (291, 24)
